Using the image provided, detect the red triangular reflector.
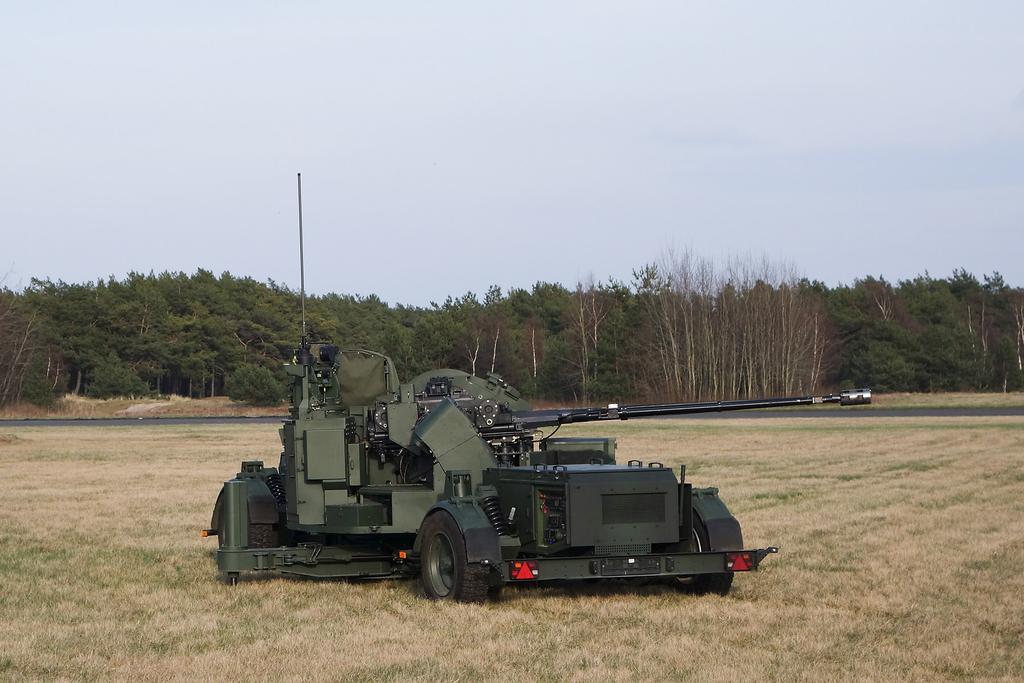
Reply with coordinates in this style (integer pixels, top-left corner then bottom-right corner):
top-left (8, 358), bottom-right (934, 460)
top-left (729, 553), bottom-right (751, 571)
top-left (512, 562), bottom-right (536, 580)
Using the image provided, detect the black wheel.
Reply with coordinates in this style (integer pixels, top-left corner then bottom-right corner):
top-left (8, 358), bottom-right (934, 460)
top-left (419, 512), bottom-right (489, 602)
top-left (677, 517), bottom-right (734, 596)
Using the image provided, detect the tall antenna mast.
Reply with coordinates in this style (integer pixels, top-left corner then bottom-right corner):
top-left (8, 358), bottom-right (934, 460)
top-left (297, 172), bottom-right (307, 342)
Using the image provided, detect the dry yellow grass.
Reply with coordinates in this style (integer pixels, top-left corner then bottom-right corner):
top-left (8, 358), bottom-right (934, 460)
top-left (1, 417), bottom-right (1022, 681)
top-left (0, 395), bottom-right (284, 419)
top-left (849, 391), bottom-right (1024, 409)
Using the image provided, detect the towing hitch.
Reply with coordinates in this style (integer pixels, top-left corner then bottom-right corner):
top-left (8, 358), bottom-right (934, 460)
top-left (725, 546), bottom-right (779, 572)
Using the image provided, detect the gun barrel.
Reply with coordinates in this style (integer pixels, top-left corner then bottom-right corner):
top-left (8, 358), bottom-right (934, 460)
top-left (839, 388), bottom-right (871, 406)
top-left (512, 388), bottom-right (871, 429)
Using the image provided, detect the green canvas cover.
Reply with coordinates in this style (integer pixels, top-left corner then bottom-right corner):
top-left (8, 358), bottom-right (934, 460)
top-left (338, 350), bottom-right (393, 408)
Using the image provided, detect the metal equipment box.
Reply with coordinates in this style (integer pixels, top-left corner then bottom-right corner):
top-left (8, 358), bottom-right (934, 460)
top-left (484, 465), bottom-right (679, 555)
top-left (531, 437), bottom-right (616, 465)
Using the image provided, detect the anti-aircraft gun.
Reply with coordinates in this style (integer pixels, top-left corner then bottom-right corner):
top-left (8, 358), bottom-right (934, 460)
top-left (206, 341), bottom-right (870, 600)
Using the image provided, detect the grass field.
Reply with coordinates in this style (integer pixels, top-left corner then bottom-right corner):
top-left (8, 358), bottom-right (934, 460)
top-left (1, 417), bottom-right (1022, 681)
top-left (0, 395), bottom-right (283, 420)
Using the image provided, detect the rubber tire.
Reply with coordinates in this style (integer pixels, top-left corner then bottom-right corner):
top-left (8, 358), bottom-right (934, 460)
top-left (679, 517), bottom-right (734, 596)
top-left (419, 512), bottom-right (489, 603)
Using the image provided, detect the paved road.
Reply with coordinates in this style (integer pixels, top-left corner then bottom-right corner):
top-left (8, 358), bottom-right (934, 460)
top-left (661, 407), bottom-right (1024, 419)
top-left (1, 407), bottom-right (1022, 428)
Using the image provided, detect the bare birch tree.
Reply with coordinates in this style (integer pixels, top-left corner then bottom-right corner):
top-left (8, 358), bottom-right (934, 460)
top-left (634, 249), bottom-right (830, 401)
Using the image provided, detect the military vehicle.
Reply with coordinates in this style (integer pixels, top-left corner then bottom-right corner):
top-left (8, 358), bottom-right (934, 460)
top-left (205, 342), bottom-right (870, 600)
top-left (204, 174), bottom-right (870, 600)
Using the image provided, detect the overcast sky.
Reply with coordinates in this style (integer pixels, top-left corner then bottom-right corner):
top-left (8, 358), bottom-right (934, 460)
top-left (2, 2), bottom-right (1022, 305)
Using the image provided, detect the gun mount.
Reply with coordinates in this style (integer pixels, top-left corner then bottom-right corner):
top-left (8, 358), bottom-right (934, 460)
top-left (205, 341), bottom-right (869, 601)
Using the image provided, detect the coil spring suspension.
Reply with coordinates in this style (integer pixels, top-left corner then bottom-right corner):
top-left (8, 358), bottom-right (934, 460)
top-left (480, 496), bottom-right (511, 535)
top-left (265, 473), bottom-right (286, 510)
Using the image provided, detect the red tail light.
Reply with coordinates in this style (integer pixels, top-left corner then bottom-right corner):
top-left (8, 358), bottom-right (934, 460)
top-left (511, 560), bottom-right (539, 580)
top-left (725, 552), bottom-right (753, 571)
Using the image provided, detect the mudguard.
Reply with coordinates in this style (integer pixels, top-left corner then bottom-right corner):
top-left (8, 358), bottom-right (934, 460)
top-left (210, 476), bottom-right (279, 531)
top-left (414, 501), bottom-right (501, 566)
top-left (691, 487), bottom-right (744, 551)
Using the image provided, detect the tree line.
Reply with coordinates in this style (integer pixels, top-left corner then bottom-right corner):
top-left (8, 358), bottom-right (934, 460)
top-left (2, 252), bottom-right (1022, 407)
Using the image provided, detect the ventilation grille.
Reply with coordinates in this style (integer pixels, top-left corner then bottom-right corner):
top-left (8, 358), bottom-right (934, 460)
top-left (595, 543), bottom-right (652, 556)
top-left (601, 492), bottom-right (665, 524)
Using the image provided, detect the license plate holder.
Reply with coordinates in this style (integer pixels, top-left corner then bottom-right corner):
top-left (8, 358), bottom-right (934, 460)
top-left (599, 556), bottom-right (661, 576)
